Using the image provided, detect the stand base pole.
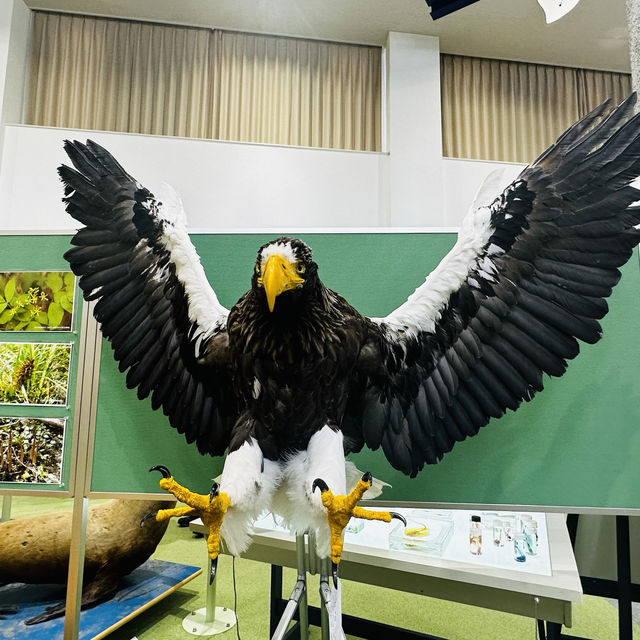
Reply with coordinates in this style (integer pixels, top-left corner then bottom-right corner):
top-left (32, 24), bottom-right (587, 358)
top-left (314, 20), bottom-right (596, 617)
top-left (182, 607), bottom-right (237, 637)
top-left (1, 495), bottom-right (12, 522)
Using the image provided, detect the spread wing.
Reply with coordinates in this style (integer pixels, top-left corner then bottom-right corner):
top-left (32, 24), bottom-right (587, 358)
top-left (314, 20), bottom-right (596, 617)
top-left (346, 94), bottom-right (640, 477)
top-left (59, 140), bottom-right (238, 456)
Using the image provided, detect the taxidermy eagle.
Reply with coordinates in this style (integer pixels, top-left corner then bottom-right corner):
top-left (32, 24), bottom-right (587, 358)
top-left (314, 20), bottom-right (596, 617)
top-left (60, 95), bottom-right (640, 585)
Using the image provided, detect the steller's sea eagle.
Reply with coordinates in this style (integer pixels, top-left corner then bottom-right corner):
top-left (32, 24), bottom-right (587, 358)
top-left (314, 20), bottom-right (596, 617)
top-left (60, 95), bottom-right (640, 584)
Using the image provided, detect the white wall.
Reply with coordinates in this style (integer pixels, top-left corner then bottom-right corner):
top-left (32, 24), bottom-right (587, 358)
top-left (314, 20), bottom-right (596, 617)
top-left (0, 124), bottom-right (518, 231)
top-left (442, 157), bottom-right (525, 223)
top-left (0, 125), bottom-right (389, 231)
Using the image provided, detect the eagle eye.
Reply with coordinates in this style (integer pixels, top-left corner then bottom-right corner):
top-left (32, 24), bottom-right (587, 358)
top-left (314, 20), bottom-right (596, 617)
top-left (296, 262), bottom-right (306, 274)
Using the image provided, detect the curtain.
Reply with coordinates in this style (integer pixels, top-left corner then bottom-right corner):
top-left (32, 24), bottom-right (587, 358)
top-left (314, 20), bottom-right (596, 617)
top-left (441, 54), bottom-right (632, 163)
top-left (27, 14), bottom-right (214, 138)
top-left (210, 31), bottom-right (381, 150)
top-left (26, 12), bottom-right (382, 152)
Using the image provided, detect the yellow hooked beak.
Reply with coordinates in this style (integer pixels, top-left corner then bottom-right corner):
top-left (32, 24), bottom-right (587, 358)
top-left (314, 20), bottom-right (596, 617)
top-left (258, 254), bottom-right (305, 312)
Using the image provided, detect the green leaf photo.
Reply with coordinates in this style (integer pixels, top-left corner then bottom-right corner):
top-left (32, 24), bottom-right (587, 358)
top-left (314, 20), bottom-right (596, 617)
top-left (0, 271), bottom-right (75, 331)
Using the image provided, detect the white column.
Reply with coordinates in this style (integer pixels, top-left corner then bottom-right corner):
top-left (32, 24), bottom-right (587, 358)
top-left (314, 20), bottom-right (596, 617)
top-left (0, 0), bottom-right (31, 171)
top-left (385, 32), bottom-right (443, 227)
top-left (627, 0), bottom-right (640, 96)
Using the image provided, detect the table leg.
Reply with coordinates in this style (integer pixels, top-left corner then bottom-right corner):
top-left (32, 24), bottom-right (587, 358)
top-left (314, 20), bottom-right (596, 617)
top-left (616, 516), bottom-right (633, 640)
top-left (270, 565), bottom-right (284, 636)
top-left (537, 619), bottom-right (546, 640)
top-left (545, 621), bottom-right (562, 640)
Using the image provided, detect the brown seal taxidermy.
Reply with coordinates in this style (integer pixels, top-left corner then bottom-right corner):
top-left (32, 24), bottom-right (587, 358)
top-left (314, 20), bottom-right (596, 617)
top-left (0, 498), bottom-right (175, 624)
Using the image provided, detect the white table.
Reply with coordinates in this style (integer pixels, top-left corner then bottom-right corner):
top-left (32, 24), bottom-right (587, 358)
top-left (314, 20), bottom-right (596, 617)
top-left (191, 509), bottom-right (582, 639)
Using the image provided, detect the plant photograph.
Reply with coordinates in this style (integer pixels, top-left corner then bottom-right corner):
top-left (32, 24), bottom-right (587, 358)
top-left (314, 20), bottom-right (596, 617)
top-left (0, 417), bottom-right (65, 483)
top-left (0, 271), bottom-right (75, 331)
top-left (0, 342), bottom-right (71, 405)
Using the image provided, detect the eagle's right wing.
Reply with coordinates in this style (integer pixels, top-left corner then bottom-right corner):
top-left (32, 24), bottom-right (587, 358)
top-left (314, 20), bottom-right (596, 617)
top-left (346, 95), bottom-right (640, 477)
top-left (60, 140), bottom-right (238, 456)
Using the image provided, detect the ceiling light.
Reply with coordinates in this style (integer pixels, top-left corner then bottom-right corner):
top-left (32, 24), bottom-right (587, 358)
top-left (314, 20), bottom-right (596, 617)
top-left (424, 0), bottom-right (481, 20)
top-left (536, 0), bottom-right (581, 23)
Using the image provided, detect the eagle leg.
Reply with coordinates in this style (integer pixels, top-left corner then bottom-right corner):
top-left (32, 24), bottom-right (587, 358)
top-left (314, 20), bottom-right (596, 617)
top-left (312, 472), bottom-right (406, 587)
top-left (141, 504), bottom-right (197, 527)
top-left (149, 465), bottom-right (231, 584)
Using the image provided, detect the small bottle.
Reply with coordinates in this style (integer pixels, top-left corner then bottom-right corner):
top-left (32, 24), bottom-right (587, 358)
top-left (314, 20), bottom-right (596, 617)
top-left (502, 516), bottom-right (515, 542)
top-left (493, 519), bottom-right (505, 547)
top-left (524, 522), bottom-right (538, 555)
top-left (513, 533), bottom-right (526, 562)
top-left (519, 514), bottom-right (534, 533)
top-left (469, 515), bottom-right (482, 555)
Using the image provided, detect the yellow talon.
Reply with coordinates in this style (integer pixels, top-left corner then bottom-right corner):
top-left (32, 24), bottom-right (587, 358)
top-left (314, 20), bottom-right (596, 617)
top-left (155, 505), bottom-right (197, 522)
top-left (313, 473), bottom-right (405, 566)
top-left (151, 468), bottom-right (231, 561)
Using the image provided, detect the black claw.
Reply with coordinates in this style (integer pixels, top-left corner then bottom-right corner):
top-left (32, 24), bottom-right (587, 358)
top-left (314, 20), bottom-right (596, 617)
top-left (312, 478), bottom-right (329, 494)
top-left (177, 515), bottom-right (197, 527)
top-left (331, 562), bottom-right (339, 589)
top-left (209, 481), bottom-right (219, 502)
top-left (209, 556), bottom-right (218, 585)
top-left (390, 511), bottom-right (407, 526)
top-left (149, 465), bottom-right (171, 478)
top-left (361, 471), bottom-right (372, 485)
top-left (140, 511), bottom-right (158, 528)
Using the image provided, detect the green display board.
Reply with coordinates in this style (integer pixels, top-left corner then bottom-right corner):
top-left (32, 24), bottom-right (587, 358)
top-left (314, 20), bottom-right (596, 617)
top-left (0, 235), bottom-right (82, 493)
top-left (88, 232), bottom-right (640, 510)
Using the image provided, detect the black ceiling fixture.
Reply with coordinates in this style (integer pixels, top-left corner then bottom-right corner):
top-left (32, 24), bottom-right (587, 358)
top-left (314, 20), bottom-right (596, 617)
top-left (425, 0), bottom-right (481, 20)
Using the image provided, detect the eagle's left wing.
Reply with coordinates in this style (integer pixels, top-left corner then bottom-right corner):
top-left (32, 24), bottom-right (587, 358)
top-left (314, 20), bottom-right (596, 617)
top-left (60, 140), bottom-right (238, 456)
top-left (345, 95), bottom-right (640, 477)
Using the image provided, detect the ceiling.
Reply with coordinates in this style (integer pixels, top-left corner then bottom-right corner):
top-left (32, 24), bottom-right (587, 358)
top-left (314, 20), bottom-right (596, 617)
top-left (23, 0), bottom-right (632, 73)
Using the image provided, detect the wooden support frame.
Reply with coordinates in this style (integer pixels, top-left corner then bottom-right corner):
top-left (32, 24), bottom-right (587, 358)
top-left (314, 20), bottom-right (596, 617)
top-left (62, 299), bottom-right (102, 640)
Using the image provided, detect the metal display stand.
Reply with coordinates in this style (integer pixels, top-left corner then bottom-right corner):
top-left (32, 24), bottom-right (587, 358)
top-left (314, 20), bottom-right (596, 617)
top-left (182, 558), bottom-right (237, 636)
top-left (270, 534), bottom-right (310, 640)
top-left (269, 561), bottom-right (461, 640)
top-left (269, 533), bottom-right (333, 640)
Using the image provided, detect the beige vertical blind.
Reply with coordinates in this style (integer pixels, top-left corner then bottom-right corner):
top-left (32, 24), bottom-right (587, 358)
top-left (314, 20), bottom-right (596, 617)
top-left (26, 12), bottom-right (382, 152)
top-left (441, 54), bottom-right (632, 163)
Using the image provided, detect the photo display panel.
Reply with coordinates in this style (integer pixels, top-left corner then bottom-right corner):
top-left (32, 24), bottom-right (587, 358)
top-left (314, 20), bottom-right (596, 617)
top-left (0, 236), bottom-right (80, 492)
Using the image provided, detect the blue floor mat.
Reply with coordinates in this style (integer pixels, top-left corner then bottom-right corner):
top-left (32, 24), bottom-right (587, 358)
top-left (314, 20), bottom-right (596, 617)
top-left (0, 558), bottom-right (201, 639)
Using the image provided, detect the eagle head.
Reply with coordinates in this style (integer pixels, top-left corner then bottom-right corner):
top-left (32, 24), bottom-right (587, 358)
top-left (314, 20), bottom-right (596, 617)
top-left (253, 237), bottom-right (318, 312)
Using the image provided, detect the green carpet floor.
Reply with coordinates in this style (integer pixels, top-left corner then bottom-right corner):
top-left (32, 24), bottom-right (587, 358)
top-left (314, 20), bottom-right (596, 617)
top-left (6, 496), bottom-right (640, 640)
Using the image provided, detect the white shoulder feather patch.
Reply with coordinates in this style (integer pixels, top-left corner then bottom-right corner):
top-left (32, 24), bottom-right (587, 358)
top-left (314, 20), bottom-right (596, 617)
top-left (154, 184), bottom-right (229, 346)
